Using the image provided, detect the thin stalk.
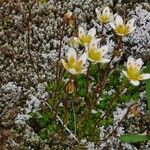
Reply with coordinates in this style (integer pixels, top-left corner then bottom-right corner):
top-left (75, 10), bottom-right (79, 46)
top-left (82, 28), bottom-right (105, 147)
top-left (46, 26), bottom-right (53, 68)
top-left (64, 95), bottom-right (68, 126)
top-left (92, 80), bottom-right (129, 135)
top-left (56, 22), bottom-right (66, 82)
top-left (71, 99), bottom-right (77, 136)
top-left (86, 62), bottom-right (91, 98)
top-left (53, 22), bottom-right (66, 103)
top-left (98, 102), bottom-right (137, 143)
top-left (79, 37), bottom-right (123, 130)
top-left (96, 37), bottom-right (123, 94)
top-left (102, 80), bottom-right (129, 119)
top-left (45, 102), bottom-right (79, 143)
top-left (26, 3), bottom-right (45, 84)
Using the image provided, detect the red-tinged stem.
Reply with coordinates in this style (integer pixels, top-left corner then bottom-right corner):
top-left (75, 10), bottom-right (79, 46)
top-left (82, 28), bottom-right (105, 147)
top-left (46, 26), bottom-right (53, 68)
top-left (95, 36), bottom-right (123, 94)
top-left (98, 102), bottom-right (137, 143)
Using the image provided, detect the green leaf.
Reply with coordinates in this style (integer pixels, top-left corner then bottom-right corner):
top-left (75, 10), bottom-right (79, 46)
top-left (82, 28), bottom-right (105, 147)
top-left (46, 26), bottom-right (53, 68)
top-left (39, 112), bottom-right (51, 128)
top-left (40, 129), bottom-right (48, 140)
top-left (120, 134), bottom-right (150, 143)
top-left (146, 61), bottom-right (150, 112)
top-left (47, 124), bottom-right (56, 133)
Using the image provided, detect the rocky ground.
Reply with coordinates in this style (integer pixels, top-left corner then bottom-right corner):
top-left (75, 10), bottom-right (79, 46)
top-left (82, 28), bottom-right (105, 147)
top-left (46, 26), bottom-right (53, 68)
top-left (0, 0), bottom-right (150, 149)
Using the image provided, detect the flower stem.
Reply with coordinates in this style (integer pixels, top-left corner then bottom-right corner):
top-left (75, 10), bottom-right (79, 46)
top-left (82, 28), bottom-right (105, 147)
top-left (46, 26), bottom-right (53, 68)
top-left (45, 102), bottom-right (79, 143)
top-left (92, 80), bottom-right (129, 136)
top-left (96, 36), bottom-right (123, 94)
top-left (98, 102), bottom-right (137, 143)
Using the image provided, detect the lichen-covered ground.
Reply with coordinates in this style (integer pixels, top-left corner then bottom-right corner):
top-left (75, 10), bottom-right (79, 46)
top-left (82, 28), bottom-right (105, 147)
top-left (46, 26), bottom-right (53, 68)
top-left (0, 0), bottom-right (150, 149)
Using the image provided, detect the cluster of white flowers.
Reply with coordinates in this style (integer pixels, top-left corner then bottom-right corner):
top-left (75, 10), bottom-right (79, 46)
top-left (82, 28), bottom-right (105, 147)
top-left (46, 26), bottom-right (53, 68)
top-left (62, 7), bottom-right (150, 86)
top-left (1, 0), bottom-right (150, 149)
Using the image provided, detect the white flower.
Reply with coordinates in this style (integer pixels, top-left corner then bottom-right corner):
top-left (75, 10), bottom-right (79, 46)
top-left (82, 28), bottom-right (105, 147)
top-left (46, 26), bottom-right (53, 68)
top-left (86, 40), bottom-right (110, 64)
top-left (69, 37), bottom-right (79, 48)
top-left (110, 15), bottom-right (136, 36)
top-left (95, 6), bottom-right (113, 24)
top-left (61, 48), bottom-right (87, 74)
top-left (75, 27), bottom-right (96, 46)
top-left (122, 56), bottom-right (150, 86)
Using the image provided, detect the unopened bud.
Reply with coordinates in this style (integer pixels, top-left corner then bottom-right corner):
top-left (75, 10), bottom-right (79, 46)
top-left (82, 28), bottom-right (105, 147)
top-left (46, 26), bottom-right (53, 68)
top-left (65, 79), bottom-right (76, 94)
top-left (129, 103), bottom-right (141, 117)
top-left (64, 10), bottom-right (76, 28)
top-left (69, 15), bottom-right (76, 28)
top-left (64, 10), bottom-right (73, 21)
top-left (115, 49), bottom-right (123, 57)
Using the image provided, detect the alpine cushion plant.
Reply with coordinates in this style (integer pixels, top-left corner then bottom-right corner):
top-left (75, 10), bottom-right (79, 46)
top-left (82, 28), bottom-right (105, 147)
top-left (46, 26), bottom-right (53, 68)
top-left (95, 6), bottom-right (113, 24)
top-left (74, 27), bottom-right (96, 46)
top-left (25, 3), bottom-right (150, 148)
top-left (86, 40), bottom-right (110, 64)
top-left (122, 56), bottom-right (150, 86)
top-left (61, 48), bottom-right (87, 74)
top-left (110, 15), bottom-right (136, 36)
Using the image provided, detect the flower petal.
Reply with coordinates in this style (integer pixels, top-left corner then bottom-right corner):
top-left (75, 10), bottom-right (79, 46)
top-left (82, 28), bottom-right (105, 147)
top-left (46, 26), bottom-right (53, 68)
top-left (130, 80), bottom-right (140, 86)
top-left (128, 26), bottom-right (136, 34)
top-left (68, 68), bottom-right (78, 75)
top-left (109, 22), bottom-right (116, 30)
top-left (100, 58), bottom-right (110, 63)
top-left (79, 53), bottom-right (87, 64)
top-left (81, 68), bottom-right (87, 74)
top-left (67, 48), bottom-right (77, 60)
top-left (79, 27), bottom-right (85, 37)
top-left (98, 45), bottom-right (108, 55)
top-left (61, 59), bottom-right (68, 70)
top-left (85, 45), bottom-right (89, 51)
top-left (73, 37), bottom-right (80, 43)
top-left (87, 56), bottom-right (95, 62)
top-left (102, 6), bottom-right (110, 16)
top-left (122, 70), bottom-right (129, 78)
top-left (109, 13), bottom-right (114, 21)
top-left (95, 8), bottom-right (100, 15)
top-left (115, 32), bottom-right (127, 36)
top-left (115, 15), bottom-right (123, 26)
top-left (88, 28), bottom-right (96, 37)
top-left (127, 56), bottom-right (135, 69)
top-left (135, 58), bottom-right (143, 70)
top-left (139, 73), bottom-right (150, 80)
top-left (126, 18), bottom-right (135, 28)
top-left (89, 39), bottom-right (98, 49)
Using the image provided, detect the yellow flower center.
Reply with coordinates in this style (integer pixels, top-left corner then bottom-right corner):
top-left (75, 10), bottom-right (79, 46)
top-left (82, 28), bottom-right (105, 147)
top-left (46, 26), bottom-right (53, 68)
top-left (127, 66), bottom-right (140, 80)
top-left (74, 60), bottom-right (83, 73)
top-left (64, 56), bottom-right (83, 73)
top-left (67, 56), bottom-right (76, 68)
top-left (98, 15), bottom-right (110, 23)
top-left (115, 24), bottom-right (130, 36)
top-left (88, 48), bottom-right (101, 62)
top-left (79, 35), bottom-right (92, 46)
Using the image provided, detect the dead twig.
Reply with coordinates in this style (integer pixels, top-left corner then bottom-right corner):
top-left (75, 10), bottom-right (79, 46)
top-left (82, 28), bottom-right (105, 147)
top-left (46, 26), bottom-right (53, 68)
top-left (45, 101), bottom-right (79, 143)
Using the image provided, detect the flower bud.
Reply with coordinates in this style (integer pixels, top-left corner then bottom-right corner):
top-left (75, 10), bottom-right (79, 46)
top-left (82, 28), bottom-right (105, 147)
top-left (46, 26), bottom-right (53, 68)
top-left (129, 103), bottom-right (141, 117)
top-left (64, 10), bottom-right (76, 28)
top-left (64, 10), bottom-right (73, 21)
top-left (65, 79), bottom-right (76, 94)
